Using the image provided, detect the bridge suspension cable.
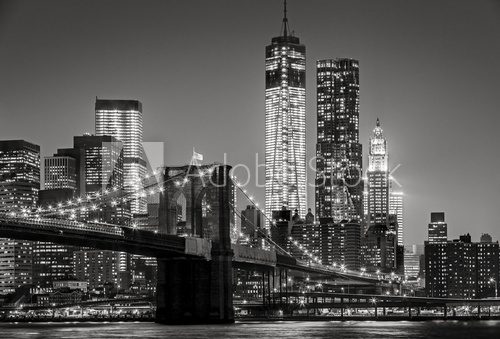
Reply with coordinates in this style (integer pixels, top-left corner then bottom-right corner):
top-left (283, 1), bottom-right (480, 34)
top-left (230, 175), bottom-right (403, 282)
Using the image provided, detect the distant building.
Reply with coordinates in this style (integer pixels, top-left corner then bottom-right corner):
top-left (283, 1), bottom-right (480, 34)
top-left (33, 150), bottom-right (85, 288)
top-left (289, 220), bottom-right (321, 262)
top-left (74, 250), bottom-right (129, 290)
top-left (271, 208), bottom-right (293, 251)
top-left (389, 190), bottom-right (404, 246)
top-left (425, 236), bottom-right (499, 298)
top-left (428, 212), bottom-right (447, 243)
top-left (476, 241), bottom-right (499, 298)
top-left (53, 280), bottom-right (88, 293)
top-left (240, 205), bottom-right (264, 246)
top-left (32, 241), bottom-right (75, 288)
top-left (480, 233), bottom-right (493, 243)
top-left (73, 135), bottom-right (128, 224)
top-left (315, 58), bottom-right (362, 222)
top-left (44, 156), bottom-right (77, 191)
top-left (361, 223), bottom-right (397, 272)
top-left (72, 135), bottom-right (131, 289)
top-left (278, 212), bottom-right (362, 270)
top-left (324, 220), bottom-right (361, 270)
top-left (0, 140), bottom-right (40, 212)
top-left (0, 140), bottom-right (40, 294)
top-left (404, 245), bottom-right (424, 279)
top-left (265, 3), bottom-right (307, 221)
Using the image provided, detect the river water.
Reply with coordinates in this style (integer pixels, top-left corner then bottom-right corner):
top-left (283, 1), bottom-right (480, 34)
top-left (0, 320), bottom-right (499, 338)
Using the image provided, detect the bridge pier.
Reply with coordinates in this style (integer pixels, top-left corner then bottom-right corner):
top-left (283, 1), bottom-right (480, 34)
top-left (156, 248), bottom-right (234, 324)
top-left (156, 164), bottom-right (235, 324)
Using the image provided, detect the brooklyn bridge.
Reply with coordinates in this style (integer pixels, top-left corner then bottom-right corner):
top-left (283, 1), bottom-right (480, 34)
top-left (0, 164), bottom-right (498, 324)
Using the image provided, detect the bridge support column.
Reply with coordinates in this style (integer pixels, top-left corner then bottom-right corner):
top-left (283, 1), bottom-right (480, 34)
top-left (156, 249), bottom-right (234, 324)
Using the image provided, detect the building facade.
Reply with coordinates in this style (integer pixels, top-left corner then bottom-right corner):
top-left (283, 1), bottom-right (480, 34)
top-left (404, 244), bottom-right (424, 279)
top-left (44, 156), bottom-right (77, 191)
top-left (73, 135), bottom-right (127, 224)
top-left (95, 99), bottom-right (146, 215)
top-left (0, 140), bottom-right (40, 294)
top-left (389, 190), bottom-right (404, 246)
top-left (315, 58), bottom-right (362, 222)
top-left (240, 205), bottom-right (264, 246)
top-left (361, 223), bottom-right (397, 272)
top-left (74, 250), bottom-right (123, 290)
top-left (34, 151), bottom-right (83, 288)
top-left (425, 236), bottom-right (499, 299)
top-left (265, 5), bottom-right (306, 221)
top-left (73, 135), bottom-right (130, 289)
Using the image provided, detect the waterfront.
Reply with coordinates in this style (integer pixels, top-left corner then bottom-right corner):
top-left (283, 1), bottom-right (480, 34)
top-left (0, 321), bottom-right (500, 338)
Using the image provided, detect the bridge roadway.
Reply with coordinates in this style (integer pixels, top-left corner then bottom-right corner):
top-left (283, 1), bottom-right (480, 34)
top-left (0, 215), bottom-right (381, 284)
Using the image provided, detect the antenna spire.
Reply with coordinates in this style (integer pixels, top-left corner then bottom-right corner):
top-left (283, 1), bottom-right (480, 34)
top-left (282, 0), bottom-right (289, 37)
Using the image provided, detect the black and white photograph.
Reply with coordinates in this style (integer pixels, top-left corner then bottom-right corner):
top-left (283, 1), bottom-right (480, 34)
top-left (0, 0), bottom-right (499, 337)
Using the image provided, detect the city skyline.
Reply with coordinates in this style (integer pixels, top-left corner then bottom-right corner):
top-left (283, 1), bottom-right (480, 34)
top-left (1, 0), bottom-right (500, 245)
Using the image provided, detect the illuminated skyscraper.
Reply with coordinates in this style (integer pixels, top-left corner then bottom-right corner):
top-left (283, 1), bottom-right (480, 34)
top-left (265, 2), bottom-right (306, 221)
top-left (366, 119), bottom-right (389, 227)
top-left (316, 59), bottom-right (362, 222)
top-left (95, 99), bottom-right (146, 214)
top-left (0, 140), bottom-right (40, 294)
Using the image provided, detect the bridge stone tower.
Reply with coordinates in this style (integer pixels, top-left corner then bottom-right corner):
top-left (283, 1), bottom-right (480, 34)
top-left (156, 164), bottom-right (234, 324)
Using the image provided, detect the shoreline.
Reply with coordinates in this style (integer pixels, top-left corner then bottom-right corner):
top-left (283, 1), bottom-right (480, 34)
top-left (1, 315), bottom-right (500, 324)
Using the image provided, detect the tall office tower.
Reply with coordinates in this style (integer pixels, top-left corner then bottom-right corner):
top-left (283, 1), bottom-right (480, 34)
top-left (389, 190), bottom-right (404, 246)
top-left (316, 59), bottom-right (362, 222)
top-left (366, 119), bottom-right (389, 227)
top-left (265, 3), bottom-right (306, 221)
top-left (95, 99), bottom-right (146, 215)
top-left (0, 140), bottom-right (40, 294)
top-left (428, 212), bottom-right (447, 243)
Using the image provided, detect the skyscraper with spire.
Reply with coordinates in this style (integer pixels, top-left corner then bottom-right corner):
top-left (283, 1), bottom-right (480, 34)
top-left (366, 118), bottom-right (389, 227)
top-left (265, 1), bottom-right (306, 221)
top-left (315, 59), bottom-right (362, 222)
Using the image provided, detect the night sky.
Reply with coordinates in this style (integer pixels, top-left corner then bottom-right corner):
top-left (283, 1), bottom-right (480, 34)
top-left (1, 0), bottom-right (499, 245)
